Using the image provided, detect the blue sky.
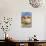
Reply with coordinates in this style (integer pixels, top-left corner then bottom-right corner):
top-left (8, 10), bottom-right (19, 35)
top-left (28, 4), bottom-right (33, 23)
top-left (22, 12), bottom-right (32, 16)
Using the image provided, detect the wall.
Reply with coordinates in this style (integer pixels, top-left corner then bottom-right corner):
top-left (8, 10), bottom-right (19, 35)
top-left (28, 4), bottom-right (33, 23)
top-left (44, 15), bottom-right (46, 40)
top-left (0, 0), bottom-right (46, 40)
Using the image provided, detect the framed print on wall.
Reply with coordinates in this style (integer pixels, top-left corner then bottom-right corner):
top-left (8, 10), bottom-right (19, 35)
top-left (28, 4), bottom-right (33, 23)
top-left (21, 12), bottom-right (32, 28)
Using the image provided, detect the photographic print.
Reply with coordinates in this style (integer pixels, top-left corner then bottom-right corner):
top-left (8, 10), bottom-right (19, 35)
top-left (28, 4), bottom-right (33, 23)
top-left (21, 12), bottom-right (32, 28)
